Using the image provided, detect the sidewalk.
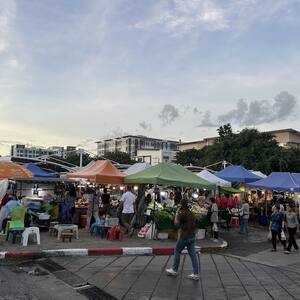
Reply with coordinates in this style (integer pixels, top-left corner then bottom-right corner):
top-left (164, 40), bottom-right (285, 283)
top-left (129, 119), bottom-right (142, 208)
top-left (0, 229), bottom-right (227, 260)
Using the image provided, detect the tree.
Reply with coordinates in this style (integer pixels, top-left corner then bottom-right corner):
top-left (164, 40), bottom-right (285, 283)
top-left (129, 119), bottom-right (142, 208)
top-left (102, 151), bottom-right (135, 164)
top-left (176, 124), bottom-right (300, 173)
top-left (217, 123), bottom-right (233, 139)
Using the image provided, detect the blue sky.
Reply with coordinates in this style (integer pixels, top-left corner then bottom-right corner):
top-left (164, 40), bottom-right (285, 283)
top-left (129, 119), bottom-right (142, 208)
top-left (1, 0), bottom-right (300, 155)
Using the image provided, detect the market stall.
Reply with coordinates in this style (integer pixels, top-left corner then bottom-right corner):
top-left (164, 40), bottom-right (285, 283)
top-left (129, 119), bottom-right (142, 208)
top-left (197, 170), bottom-right (231, 187)
top-left (0, 161), bottom-right (33, 180)
top-left (215, 165), bottom-right (262, 183)
top-left (123, 162), bottom-right (151, 176)
top-left (125, 163), bottom-right (215, 239)
top-left (247, 172), bottom-right (300, 225)
top-left (66, 160), bottom-right (124, 184)
top-left (24, 163), bottom-right (59, 178)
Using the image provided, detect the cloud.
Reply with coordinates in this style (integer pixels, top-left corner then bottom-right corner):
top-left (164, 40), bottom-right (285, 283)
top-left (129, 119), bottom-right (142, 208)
top-left (139, 121), bottom-right (152, 131)
top-left (158, 104), bottom-right (180, 126)
top-left (134, 0), bottom-right (228, 35)
top-left (0, 0), bottom-right (16, 53)
top-left (196, 111), bottom-right (218, 127)
top-left (218, 91), bottom-right (297, 126)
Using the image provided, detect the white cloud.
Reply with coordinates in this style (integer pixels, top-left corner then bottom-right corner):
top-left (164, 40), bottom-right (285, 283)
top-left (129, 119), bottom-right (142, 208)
top-left (0, 0), bottom-right (16, 53)
top-left (134, 0), bottom-right (299, 36)
top-left (7, 58), bottom-right (18, 68)
top-left (134, 0), bottom-right (228, 34)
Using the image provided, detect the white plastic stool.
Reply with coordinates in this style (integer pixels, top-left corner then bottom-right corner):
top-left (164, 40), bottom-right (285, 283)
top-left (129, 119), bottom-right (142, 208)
top-left (22, 227), bottom-right (40, 246)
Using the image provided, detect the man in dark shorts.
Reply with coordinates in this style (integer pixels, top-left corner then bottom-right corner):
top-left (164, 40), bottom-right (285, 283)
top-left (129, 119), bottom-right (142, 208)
top-left (166, 198), bottom-right (200, 280)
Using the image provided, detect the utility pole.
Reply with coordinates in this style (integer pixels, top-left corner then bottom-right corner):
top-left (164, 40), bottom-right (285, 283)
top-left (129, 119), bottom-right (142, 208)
top-left (79, 148), bottom-right (83, 168)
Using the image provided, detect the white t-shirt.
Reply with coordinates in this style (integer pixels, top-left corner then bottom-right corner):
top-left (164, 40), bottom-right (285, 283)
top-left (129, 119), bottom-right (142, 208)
top-left (121, 191), bottom-right (136, 214)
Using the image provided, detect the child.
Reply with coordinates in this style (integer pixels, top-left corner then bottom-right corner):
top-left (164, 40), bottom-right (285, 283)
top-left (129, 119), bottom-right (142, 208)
top-left (90, 212), bottom-right (105, 236)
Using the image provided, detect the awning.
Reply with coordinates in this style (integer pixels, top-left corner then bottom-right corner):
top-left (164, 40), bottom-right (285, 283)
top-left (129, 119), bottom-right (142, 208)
top-left (197, 170), bottom-right (231, 187)
top-left (66, 160), bottom-right (124, 184)
top-left (24, 163), bottom-right (59, 178)
top-left (125, 162), bottom-right (215, 189)
top-left (247, 172), bottom-right (300, 192)
top-left (215, 165), bottom-right (261, 183)
top-left (0, 161), bottom-right (33, 180)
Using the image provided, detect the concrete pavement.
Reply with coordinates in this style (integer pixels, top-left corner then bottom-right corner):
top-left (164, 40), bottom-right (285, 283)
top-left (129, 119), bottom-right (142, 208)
top-left (24, 252), bottom-right (300, 300)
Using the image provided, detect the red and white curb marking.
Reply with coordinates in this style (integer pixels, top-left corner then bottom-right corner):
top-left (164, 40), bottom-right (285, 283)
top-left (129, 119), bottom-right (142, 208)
top-left (0, 241), bottom-right (227, 260)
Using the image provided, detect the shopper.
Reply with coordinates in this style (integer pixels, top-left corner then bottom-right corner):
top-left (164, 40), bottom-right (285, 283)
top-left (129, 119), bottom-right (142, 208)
top-left (166, 198), bottom-right (200, 281)
top-left (270, 204), bottom-right (286, 252)
top-left (120, 186), bottom-right (136, 235)
top-left (239, 199), bottom-right (250, 235)
top-left (210, 197), bottom-right (219, 241)
top-left (101, 188), bottom-right (111, 215)
top-left (284, 203), bottom-right (299, 254)
top-left (84, 187), bottom-right (100, 229)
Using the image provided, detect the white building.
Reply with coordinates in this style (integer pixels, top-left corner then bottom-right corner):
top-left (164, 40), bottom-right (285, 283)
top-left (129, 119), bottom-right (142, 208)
top-left (96, 135), bottom-right (178, 159)
top-left (10, 144), bottom-right (78, 159)
top-left (136, 149), bottom-right (177, 165)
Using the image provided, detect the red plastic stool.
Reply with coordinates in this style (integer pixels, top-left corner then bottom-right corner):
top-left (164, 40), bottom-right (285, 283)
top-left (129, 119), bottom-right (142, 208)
top-left (230, 216), bottom-right (239, 226)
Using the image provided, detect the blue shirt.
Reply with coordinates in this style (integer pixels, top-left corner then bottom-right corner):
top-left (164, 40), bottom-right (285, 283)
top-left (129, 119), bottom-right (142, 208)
top-left (271, 212), bottom-right (284, 232)
top-left (6, 200), bottom-right (20, 216)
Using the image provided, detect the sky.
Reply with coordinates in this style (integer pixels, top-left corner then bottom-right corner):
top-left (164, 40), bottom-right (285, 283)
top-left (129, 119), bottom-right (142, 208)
top-left (1, 0), bottom-right (300, 155)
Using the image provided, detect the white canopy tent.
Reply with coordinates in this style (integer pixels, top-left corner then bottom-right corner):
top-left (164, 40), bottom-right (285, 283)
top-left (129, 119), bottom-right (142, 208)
top-left (123, 162), bottom-right (151, 176)
top-left (250, 170), bottom-right (267, 178)
top-left (197, 169), bottom-right (232, 187)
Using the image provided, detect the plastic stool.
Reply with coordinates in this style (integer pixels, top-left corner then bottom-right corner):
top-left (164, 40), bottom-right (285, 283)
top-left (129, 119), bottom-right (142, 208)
top-left (230, 216), bottom-right (239, 226)
top-left (22, 227), bottom-right (40, 246)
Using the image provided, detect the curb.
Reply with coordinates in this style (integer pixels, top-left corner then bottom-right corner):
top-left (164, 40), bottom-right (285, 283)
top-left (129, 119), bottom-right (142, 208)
top-left (0, 240), bottom-right (227, 260)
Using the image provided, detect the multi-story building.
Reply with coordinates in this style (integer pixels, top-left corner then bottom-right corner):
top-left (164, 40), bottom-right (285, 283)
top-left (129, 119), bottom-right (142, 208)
top-left (96, 135), bottom-right (179, 159)
top-left (10, 144), bottom-right (78, 159)
top-left (178, 137), bottom-right (217, 152)
top-left (177, 128), bottom-right (300, 152)
top-left (268, 129), bottom-right (300, 149)
top-left (136, 149), bottom-right (177, 165)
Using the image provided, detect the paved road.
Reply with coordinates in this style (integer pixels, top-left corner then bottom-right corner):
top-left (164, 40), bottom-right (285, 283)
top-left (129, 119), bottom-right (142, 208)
top-left (3, 252), bottom-right (300, 300)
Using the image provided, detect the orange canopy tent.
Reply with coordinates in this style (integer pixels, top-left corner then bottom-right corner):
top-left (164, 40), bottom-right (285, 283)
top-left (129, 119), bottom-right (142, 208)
top-left (66, 160), bottom-right (124, 184)
top-left (0, 161), bottom-right (33, 180)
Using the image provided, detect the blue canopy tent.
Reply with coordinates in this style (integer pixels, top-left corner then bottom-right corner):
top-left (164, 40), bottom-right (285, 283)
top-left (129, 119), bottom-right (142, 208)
top-left (215, 165), bottom-right (262, 183)
top-left (247, 172), bottom-right (300, 192)
top-left (292, 173), bottom-right (300, 182)
top-left (24, 163), bottom-right (59, 178)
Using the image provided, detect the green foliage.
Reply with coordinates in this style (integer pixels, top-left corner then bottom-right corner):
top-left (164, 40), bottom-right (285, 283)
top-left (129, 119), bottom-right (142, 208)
top-left (194, 213), bottom-right (209, 229)
top-left (102, 151), bottom-right (135, 164)
top-left (154, 209), bottom-right (177, 230)
top-left (176, 124), bottom-right (300, 173)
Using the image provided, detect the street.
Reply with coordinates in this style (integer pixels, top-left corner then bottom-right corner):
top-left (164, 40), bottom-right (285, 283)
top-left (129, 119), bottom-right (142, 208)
top-left (1, 226), bottom-right (300, 300)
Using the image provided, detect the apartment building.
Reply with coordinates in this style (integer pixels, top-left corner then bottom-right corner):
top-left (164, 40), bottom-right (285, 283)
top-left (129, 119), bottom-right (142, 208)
top-left (136, 149), bottom-right (177, 165)
top-left (178, 128), bottom-right (300, 152)
top-left (96, 135), bottom-right (179, 158)
top-left (10, 144), bottom-right (78, 159)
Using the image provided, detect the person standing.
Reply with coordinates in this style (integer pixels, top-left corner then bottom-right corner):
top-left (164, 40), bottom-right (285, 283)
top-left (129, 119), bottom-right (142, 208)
top-left (84, 188), bottom-right (100, 229)
top-left (210, 197), bottom-right (219, 241)
top-left (174, 187), bottom-right (182, 206)
top-left (120, 186), bottom-right (136, 235)
top-left (166, 198), bottom-right (200, 280)
top-left (239, 199), bottom-right (250, 235)
top-left (270, 204), bottom-right (286, 252)
top-left (284, 203), bottom-right (299, 254)
top-left (101, 188), bottom-right (111, 215)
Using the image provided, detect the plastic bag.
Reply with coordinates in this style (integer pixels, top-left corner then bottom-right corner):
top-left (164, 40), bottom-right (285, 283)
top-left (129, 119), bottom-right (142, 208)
top-left (212, 223), bottom-right (218, 232)
top-left (267, 231), bottom-right (272, 241)
top-left (281, 231), bottom-right (286, 241)
top-left (145, 222), bottom-right (156, 240)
